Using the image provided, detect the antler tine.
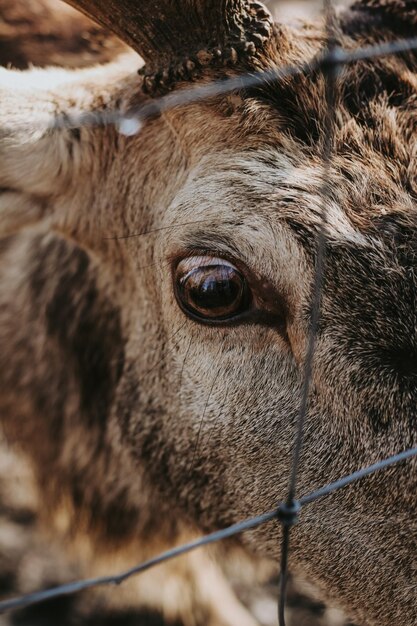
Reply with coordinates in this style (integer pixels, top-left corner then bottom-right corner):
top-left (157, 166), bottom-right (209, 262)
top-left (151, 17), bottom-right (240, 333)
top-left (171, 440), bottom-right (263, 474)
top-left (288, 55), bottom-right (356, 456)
top-left (64, 0), bottom-right (273, 92)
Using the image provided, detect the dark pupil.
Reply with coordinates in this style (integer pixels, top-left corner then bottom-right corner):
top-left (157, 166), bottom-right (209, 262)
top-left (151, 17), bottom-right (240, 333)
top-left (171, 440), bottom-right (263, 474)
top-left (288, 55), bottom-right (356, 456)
top-left (181, 265), bottom-right (244, 318)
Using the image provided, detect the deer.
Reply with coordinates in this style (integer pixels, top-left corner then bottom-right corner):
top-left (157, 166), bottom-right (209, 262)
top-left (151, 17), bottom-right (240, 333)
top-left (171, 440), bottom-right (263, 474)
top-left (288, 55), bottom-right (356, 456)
top-left (0, 0), bottom-right (416, 624)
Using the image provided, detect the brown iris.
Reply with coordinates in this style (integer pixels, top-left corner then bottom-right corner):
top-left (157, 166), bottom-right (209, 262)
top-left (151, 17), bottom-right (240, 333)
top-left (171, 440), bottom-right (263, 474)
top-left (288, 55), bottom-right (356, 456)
top-left (175, 257), bottom-right (250, 321)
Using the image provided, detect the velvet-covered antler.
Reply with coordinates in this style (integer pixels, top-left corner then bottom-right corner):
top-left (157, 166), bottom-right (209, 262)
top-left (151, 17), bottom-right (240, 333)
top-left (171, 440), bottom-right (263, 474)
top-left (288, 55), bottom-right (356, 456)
top-left (64, 0), bottom-right (273, 91)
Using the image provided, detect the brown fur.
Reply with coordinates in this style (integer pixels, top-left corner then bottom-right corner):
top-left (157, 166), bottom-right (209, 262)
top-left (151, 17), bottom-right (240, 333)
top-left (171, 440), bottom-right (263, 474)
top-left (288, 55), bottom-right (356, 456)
top-left (0, 1), bottom-right (416, 625)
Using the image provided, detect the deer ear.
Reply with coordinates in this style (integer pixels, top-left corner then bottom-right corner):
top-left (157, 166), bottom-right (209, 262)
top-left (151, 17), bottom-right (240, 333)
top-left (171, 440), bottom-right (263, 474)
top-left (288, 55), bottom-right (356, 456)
top-left (0, 56), bottom-right (138, 234)
top-left (345, 0), bottom-right (417, 37)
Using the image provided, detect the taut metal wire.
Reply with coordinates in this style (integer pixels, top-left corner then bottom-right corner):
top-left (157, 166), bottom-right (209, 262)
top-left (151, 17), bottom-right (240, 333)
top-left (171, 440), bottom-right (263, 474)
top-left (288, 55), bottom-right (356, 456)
top-left (0, 446), bottom-right (416, 614)
top-left (277, 2), bottom-right (339, 623)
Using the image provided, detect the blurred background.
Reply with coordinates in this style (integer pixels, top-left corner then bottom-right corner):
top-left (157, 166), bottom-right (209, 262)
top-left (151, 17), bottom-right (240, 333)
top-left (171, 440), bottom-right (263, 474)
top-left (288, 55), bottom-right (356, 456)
top-left (275, 1), bottom-right (348, 18)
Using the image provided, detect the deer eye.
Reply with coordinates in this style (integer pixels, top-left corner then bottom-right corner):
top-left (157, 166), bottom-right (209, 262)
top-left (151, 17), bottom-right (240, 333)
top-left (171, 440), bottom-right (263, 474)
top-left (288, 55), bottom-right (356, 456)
top-left (175, 257), bottom-right (251, 322)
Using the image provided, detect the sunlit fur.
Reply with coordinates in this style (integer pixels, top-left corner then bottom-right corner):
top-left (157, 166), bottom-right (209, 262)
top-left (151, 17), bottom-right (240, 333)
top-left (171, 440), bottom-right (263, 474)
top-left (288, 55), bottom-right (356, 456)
top-left (0, 1), bottom-right (416, 625)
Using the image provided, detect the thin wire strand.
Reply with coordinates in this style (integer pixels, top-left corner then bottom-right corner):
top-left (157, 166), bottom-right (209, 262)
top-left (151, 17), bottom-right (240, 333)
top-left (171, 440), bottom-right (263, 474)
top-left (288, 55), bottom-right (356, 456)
top-left (3, 38), bottom-right (417, 135)
top-left (189, 367), bottom-right (222, 473)
top-left (277, 524), bottom-right (291, 626)
top-left (56, 37), bottom-right (417, 131)
top-left (277, 3), bottom-right (338, 623)
top-left (0, 445), bottom-right (415, 615)
top-left (0, 510), bottom-right (278, 613)
top-left (286, 6), bottom-right (338, 511)
top-left (299, 446), bottom-right (417, 506)
top-left (104, 219), bottom-right (213, 241)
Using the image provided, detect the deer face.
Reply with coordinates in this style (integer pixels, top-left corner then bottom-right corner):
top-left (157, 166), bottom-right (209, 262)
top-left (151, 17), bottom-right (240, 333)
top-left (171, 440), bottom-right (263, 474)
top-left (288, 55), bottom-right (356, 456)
top-left (0, 1), bottom-right (416, 625)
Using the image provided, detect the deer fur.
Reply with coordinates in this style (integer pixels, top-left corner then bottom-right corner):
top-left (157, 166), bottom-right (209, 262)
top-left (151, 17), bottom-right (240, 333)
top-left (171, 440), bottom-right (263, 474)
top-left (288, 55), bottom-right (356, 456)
top-left (0, 1), bottom-right (416, 625)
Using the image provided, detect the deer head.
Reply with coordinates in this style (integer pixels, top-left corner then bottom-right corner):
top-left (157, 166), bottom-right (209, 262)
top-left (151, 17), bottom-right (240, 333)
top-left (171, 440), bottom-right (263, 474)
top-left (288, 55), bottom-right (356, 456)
top-left (0, 1), bottom-right (416, 625)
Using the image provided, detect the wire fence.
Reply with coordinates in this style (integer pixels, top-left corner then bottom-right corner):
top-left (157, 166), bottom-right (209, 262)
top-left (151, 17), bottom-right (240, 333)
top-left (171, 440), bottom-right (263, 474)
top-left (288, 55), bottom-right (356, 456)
top-left (1, 1), bottom-right (417, 624)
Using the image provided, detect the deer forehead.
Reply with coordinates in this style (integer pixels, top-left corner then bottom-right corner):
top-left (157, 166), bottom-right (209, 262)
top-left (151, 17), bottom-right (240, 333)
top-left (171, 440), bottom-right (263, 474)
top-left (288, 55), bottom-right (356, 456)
top-left (115, 80), bottom-right (416, 245)
top-left (159, 148), bottom-right (366, 252)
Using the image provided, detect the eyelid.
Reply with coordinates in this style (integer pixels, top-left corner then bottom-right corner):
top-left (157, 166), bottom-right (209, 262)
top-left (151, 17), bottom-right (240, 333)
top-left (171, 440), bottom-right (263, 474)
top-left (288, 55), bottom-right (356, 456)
top-left (171, 249), bottom-right (252, 281)
top-left (176, 256), bottom-right (238, 272)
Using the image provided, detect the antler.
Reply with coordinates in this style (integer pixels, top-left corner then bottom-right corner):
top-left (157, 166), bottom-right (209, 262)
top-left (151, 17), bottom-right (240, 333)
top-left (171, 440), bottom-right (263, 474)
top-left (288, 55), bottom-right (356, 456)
top-left (63, 0), bottom-right (273, 91)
